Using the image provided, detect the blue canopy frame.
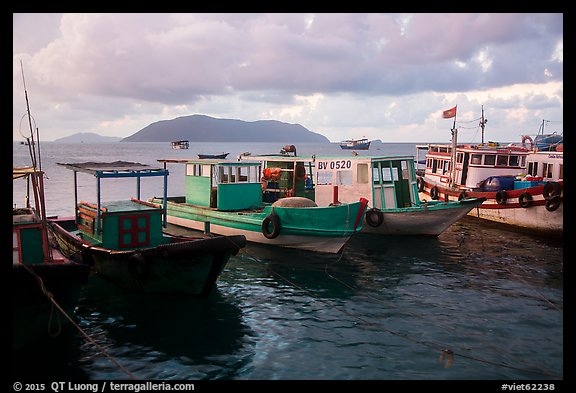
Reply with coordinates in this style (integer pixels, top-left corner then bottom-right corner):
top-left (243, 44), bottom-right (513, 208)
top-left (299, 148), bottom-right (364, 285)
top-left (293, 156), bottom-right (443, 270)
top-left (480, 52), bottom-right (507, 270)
top-left (57, 161), bottom-right (169, 234)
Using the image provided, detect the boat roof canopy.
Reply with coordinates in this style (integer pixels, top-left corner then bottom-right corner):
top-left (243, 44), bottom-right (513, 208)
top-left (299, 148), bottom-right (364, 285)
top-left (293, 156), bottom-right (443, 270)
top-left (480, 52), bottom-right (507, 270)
top-left (13, 166), bottom-right (43, 180)
top-left (57, 161), bottom-right (168, 178)
top-left (244, 154), bottom-right (416, 163)
top-left (158, 158), bottom-right (261, 167)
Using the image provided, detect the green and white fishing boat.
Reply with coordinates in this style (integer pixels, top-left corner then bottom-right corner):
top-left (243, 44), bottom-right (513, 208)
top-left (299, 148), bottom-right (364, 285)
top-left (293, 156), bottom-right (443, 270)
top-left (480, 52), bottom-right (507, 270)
top-left (242, 153), bottom-right (486, 236)
top-left (48, 161), bottom-right (246, 296)
top-left (150, 159), bottom-right (369, 254)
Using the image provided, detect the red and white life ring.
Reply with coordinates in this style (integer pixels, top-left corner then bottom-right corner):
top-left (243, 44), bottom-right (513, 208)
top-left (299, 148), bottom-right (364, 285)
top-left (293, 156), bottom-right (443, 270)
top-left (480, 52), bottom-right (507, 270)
top-left (521, 135), bottom-right (534, 150)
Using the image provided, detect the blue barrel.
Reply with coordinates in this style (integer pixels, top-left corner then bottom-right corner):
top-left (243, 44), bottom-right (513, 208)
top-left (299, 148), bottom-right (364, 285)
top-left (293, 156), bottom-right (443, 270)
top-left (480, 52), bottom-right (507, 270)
top-left (480, 176), bottom-right (516, 191)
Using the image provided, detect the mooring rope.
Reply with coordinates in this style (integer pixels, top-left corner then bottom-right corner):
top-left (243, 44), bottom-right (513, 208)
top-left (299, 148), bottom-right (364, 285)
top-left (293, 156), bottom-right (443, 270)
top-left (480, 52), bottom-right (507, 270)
top-left (22, 264), bottom-right (138, 380)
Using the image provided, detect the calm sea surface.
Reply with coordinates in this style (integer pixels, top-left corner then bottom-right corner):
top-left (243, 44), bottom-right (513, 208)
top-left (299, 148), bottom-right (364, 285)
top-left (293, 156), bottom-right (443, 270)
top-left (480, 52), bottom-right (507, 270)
top-left (13, 142), bottom-right (564, 382)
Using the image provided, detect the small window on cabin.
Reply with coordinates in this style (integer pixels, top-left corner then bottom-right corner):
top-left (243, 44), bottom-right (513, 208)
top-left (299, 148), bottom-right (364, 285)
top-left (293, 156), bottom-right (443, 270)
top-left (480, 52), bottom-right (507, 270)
top-left (432, 159), bottom-right (438, 173)
top-left (336, 170), bottom-right (353, 185)
top-left (497, 155), bottom-right (508, 166)
top-left (317, 171), bottom-right (333, 185)
top-left (237, 166), bottom-right (248, 183)
top-left (218, 166), bottom-right (227, 183)
top-left (201, 165), bottom-right (211, 177)
top-left (357, 164), bottom-right (368, 184)
top-left (509, 155), bottom-right (519, 167)
top-left (382, 167), bottom-right (397, 183)
top-left (484, 155), bottom-right (496, 166)
top-left (372, 167), bottom-right (380, 184)
top-left (528, 161), bottom-right (538, 176)
top-left (401, 160), bottom-right (409, 180)
top-left (543, 163), bottom-right (554, 179)
top-left (471, 154), bottom-right (482, 165)
top-left (436, 160), bottom-right (444, 174)
top-left (559, 164), bottom-right (563, 180)
top-left (456, 153), bottom-right (464, 164)
top-left (426, 158), bottom-right (432, 168)
top-left (520, 156), bottom-right (526, 167)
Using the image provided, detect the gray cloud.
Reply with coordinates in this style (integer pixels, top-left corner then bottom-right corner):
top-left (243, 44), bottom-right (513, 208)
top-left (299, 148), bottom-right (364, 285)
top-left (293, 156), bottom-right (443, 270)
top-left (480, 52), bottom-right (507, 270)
top-left (13, 13), bottom-right (563, 142)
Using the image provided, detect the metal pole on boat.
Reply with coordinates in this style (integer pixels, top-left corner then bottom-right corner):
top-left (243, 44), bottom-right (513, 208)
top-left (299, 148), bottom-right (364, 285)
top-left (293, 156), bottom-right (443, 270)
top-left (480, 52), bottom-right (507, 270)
top-left (96, 175), bottom-right (102, 235)
top-left (163, 172), bottom-right (168, 228)
top-left (449, 110), bottom-right (458, 189)
top-left (73, 171), bottom-right (78, 223)
top-left (479, 106), bottom-right (487, 144)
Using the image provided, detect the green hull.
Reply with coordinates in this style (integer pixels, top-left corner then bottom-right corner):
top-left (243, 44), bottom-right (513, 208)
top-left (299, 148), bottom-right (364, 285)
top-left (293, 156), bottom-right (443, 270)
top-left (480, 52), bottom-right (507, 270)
top-left (48, 217), bottom-right (245, 296)
top-left (150, 197), bottom-right (367, 254)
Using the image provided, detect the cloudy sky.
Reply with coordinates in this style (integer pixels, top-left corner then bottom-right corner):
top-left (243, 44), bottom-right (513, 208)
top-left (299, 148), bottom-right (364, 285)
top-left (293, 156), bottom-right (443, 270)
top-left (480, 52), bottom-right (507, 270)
top-left (13, 13), bottom-right (563, 143)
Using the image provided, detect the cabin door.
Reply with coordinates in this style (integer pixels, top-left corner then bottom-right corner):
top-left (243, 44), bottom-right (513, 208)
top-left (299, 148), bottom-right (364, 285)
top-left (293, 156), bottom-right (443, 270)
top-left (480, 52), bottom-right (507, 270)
top-left (373, 160), bottom-right (411, 208)
top-left (392, 160), bottom-right (411, 207)
top-left (460, 153), bottom-right (469, 186)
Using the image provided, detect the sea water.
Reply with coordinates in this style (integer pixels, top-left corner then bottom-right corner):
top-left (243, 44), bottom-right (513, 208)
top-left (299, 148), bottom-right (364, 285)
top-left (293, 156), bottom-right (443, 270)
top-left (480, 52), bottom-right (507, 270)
top-left (12, 141), bottom-right (563, 382)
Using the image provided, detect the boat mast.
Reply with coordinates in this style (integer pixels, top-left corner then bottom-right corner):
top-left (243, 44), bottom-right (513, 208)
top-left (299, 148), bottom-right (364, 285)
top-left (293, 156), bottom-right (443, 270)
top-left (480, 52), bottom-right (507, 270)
top-left (479, 105), bottom-right (487, 144)
top-left (449, 111), bottom-right (458, 189)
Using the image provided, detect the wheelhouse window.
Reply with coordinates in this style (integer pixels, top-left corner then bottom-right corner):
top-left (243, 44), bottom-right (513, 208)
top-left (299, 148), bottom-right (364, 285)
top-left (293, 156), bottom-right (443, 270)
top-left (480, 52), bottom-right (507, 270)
top-left (357, 164), bottom-right (369, 184)
top-left (317, 171), bottom-right (333, 185)
top-left (187, 164), bottom-right (211, 177)
top-left (217, 165), bottom-right (260, 183)
top-left (527, 161), bottom-right (539, 177)
top-left (456, 152), bottom-right (464, 164)
top-left (497, 155), bottom-right (508, 166)
top-left (336, 171), bottom-right (353, 185)
top-left (484, 154), bottom-right (496, 166)
top-left (543, 163), bottom-right (554, 179)
top-left (509, 155), bottom-right (520, 167)
top-left (470, 154), bottom-right (482, 165)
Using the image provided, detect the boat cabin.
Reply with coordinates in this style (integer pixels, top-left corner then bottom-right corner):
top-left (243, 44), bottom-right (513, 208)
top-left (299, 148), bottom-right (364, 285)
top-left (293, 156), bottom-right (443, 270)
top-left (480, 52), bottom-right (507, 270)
top-left (57, 161), bottom-right (170, 250)
top-left (525, 151), bottom-right (563, 182)
top-left (13, 167), bottom-right (51, 265)
top-left (417, 143), bottom-right (530, 190)
top-left (244, 155), bottom-right (420, 209)
top-left (159, 159), bottom-right (262, 211)
top-left (244, 155), bottom-right (315, 203)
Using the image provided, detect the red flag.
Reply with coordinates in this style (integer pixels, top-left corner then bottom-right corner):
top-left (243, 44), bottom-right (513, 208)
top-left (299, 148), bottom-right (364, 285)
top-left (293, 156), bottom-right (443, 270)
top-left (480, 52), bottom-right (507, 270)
top-left (442, 106), bottom-right (457, 119)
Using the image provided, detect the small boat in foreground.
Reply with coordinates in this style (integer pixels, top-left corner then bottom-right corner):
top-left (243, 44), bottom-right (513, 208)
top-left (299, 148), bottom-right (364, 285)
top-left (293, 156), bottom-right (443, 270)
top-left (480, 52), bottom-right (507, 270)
top-left (13, 167), bottom-right (90, 351)
top-left (47, 161), bottom-right (246, 296)
top-left (243, 152), bottom-right (485, 236)
top-left (151, 158), bottom-right (368, 253)
top-left (339, 138), bottom-right (371, 150)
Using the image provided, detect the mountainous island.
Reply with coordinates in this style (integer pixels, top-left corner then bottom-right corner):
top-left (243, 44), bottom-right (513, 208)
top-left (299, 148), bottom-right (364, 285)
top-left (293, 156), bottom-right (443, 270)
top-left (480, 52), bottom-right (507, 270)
top-left (53, 132), bottom-right (122, 143)
top-left (121, 115), bottom-right (330, 143)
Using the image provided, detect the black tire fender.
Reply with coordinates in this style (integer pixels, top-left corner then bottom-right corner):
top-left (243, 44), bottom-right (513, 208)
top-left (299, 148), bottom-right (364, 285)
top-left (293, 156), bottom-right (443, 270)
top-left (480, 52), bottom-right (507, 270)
top-left (545, 195), bottom-right (561, 212)
top-left (542, 181), bottom-right (561, 200)
top-left (495, 190), bottom-right (507, 205)
top-left (262, 213), bottom-right (281, 239)
top-left (518, 192), bottom-right (533, 208)
top-left (365, 208), bottom-right (384, 227)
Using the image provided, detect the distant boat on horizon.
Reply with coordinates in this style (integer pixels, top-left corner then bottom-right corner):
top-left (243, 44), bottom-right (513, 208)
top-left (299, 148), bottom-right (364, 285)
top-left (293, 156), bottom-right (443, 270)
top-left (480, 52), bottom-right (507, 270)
top-left (171, 140), bottom-right (190, 149)
top-left (340, 138), bottom-right (370, 150)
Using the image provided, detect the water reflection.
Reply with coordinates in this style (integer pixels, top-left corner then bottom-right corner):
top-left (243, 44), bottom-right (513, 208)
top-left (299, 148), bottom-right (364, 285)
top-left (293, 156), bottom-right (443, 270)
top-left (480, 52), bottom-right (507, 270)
top-left (74, 277), bottom-right (254, 380)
